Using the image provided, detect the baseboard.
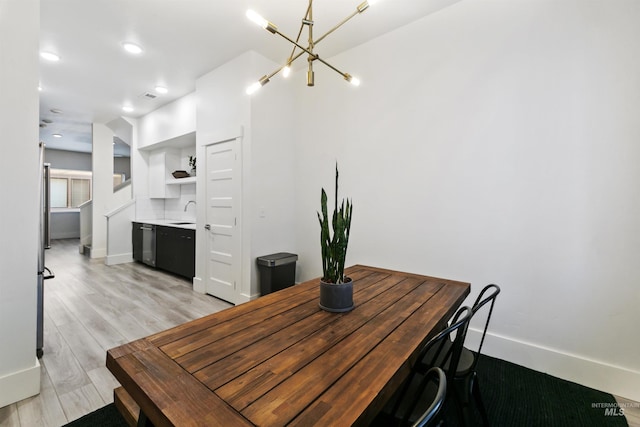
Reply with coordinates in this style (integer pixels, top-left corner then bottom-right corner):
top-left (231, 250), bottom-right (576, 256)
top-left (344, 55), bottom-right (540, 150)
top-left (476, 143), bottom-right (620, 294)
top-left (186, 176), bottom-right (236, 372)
top-left (237, 292), bottom-right (257, 304)
top-left (193, 276), bottom-right (205, 294)
top-left (105, 253), bottom-right (133, 266)
top-left (466, 328), bottom-right (640, 402)
top-left (192, 277), bottom-right (257, 304)
top-left (90, 247), bottom-right (107, 259)
top-left (51, 232), bottom-right (81, 240)
top-left (0, 358), bottom-right (41, 408)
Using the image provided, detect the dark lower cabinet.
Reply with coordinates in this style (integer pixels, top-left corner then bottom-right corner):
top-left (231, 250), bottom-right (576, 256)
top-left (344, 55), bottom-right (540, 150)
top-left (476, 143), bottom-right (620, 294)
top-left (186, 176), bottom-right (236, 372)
top-left (156, 226), bottom-right (195, 278)
top-left (155, 226), bottom-right (175, 272)
top-left (176, 229), bottom-right (196, 278)
top-left (133, 223), bottom-right (195, 279)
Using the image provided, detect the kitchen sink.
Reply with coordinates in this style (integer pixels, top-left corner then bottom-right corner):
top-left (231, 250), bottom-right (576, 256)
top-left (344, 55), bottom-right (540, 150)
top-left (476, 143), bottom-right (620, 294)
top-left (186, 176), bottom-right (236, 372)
top-left (170, 222), bottom-right (195, 225)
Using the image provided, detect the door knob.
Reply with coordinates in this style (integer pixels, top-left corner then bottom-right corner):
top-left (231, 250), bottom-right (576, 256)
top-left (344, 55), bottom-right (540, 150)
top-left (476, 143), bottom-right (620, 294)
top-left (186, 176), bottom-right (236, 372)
top-left (204, 224), bottom-right (211, 230)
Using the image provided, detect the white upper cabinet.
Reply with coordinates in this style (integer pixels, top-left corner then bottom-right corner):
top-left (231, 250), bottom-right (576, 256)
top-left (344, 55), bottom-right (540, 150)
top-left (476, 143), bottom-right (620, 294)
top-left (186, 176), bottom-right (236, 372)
top-left (149, 149), bottom-right (180, 199)
top-left (138, 93), bottom-right (196, 150)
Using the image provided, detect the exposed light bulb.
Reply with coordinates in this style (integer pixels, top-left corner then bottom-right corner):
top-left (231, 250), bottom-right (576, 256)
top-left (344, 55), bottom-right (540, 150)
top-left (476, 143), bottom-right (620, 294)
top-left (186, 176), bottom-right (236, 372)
top-left (40, 51), bottom-right (60, 62)
top-left (358, 0), bottom-right (382, 13)
top-left (122, 42), bottom-right (143, 55)
top-left (283, 66), bottom-right (291, 78)
top-left (246, 10), bottom-right (268, 29)
top-left (344, 73), bottom-right (361, 87)
top-left (246, 81), bottom-right (262, 95)
top-left (246, 76), bottom-right (270, 95)
top-left (246, 9), bottom-right (277, 33)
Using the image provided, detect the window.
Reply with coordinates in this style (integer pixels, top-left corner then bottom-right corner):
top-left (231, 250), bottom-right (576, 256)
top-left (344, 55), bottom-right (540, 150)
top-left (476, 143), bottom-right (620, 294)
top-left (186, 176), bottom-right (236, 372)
top-left (71, 178), bottom-right (91, 207)
top-left (50, 169), bottom-right (92, 208)
top-left (50, 178), bottom-right (69, 208)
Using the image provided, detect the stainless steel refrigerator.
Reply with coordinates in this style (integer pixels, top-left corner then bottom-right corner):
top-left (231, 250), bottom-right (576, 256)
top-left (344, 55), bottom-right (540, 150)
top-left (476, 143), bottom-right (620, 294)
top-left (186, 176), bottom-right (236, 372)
top-left (37, 142), bottom-right (55, 358)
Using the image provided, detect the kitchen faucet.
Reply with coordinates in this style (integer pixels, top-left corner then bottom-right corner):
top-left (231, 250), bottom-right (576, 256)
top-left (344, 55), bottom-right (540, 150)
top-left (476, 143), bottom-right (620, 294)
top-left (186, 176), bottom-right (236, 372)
top-left (184, 200), bottom-right (196, 211)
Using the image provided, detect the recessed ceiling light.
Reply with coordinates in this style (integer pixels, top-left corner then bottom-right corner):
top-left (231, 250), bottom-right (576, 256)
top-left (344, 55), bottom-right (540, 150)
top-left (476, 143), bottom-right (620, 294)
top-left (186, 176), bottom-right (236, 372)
top-left (122, 105), bottom-right (134, 113)
top-left (50, 109), bottom-right (63, 114)
top-left (38, 85), bottom-right (42, 91)
top-left (52, 134), bottom-right (62, 138)
top-left (155, 86), bottom-right (168, 94)
top-left (40, 51), bottom-right (60, 62)
top-left (122, 42), bottom-right (143, 55)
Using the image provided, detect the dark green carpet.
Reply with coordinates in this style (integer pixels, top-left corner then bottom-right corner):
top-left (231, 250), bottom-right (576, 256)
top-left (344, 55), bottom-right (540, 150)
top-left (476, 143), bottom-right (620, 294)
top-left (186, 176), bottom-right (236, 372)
top-left (472, 354), bottom-right (628, 426)
top-left (64, 355), bottom-right (628, 426)
top-left (63, 403), bottom-right (128, 427)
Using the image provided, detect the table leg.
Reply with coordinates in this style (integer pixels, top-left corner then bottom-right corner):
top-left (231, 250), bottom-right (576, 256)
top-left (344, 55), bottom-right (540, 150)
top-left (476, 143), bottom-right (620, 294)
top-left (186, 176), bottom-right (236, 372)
top-left (137, 410), bottom-right (155, 427)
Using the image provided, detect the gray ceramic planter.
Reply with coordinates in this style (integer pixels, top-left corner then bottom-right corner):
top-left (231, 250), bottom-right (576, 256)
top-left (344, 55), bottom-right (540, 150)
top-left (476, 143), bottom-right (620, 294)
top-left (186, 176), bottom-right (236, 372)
top-left (319, 279), bottom-right (354, 313)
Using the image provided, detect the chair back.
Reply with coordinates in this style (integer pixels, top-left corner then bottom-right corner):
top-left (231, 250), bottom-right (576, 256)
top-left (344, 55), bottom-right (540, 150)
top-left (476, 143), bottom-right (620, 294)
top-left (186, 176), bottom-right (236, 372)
top-left (469, 284), bottom-right (500, 373)
top-left (392, 306), bottom-right (473, 425)
top-left (418, 305), bottom-right (473, 379)
top-left (411, 367), bottom-right (447, 427)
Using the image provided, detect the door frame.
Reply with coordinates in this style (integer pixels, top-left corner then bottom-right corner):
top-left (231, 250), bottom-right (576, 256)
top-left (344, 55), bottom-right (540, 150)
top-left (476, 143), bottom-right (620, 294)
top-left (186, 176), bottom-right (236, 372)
top-left (193, 132), bottom-right (248, 304)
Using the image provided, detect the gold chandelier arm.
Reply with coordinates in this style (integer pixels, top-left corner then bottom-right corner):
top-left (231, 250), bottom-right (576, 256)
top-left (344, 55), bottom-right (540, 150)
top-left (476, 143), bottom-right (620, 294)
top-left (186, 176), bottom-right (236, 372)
top-left (285, 50), bottom-right (307, 70)
top-left (259, 48), bottom-right (355, 86)
top-left (273, 29), bottom-right (319, 61)
top-left (314, 55), bottom-right (351, 81)
top-left (252, 49), bottom-right (306, 89)
top-left (258, 36), bottom-right (357, 88)
top-left (275, 0), bottom-right (371, 62)
top-left (246, 0), bottom-right (370, 93)
top-left (314, 1), bottom-right (371, 46)
top-left (287, 0), bottom-right (313, 64)
top-left (268, 54), bottom-right (302, 80)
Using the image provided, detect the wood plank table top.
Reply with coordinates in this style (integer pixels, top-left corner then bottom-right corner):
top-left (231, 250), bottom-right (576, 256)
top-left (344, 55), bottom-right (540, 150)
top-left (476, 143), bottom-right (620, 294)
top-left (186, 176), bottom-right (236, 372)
top-left (106, 265), bottom-right (470, 427)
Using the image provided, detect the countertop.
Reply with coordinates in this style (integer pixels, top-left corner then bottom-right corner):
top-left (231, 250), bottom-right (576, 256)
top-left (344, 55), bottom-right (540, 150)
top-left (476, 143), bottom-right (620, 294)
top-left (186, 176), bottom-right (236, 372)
top-left (134, 219), bottom-right (196, 230)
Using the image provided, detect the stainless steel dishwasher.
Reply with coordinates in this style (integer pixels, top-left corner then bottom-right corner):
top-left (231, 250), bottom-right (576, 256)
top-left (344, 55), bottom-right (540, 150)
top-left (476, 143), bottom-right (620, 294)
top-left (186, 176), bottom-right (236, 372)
top-left (141, 223), bottom-right (156, 267)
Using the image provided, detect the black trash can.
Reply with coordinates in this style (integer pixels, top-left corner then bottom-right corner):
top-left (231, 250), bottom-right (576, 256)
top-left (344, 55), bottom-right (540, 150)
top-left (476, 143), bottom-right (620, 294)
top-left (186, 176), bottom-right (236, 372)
top-left (257, 252), bottom-right (298, 295)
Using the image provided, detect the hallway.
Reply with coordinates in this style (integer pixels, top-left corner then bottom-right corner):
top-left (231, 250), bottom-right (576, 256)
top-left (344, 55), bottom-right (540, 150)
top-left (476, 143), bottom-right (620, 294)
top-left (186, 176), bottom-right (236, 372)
top-left (0, 239), bottom-right (231, 426)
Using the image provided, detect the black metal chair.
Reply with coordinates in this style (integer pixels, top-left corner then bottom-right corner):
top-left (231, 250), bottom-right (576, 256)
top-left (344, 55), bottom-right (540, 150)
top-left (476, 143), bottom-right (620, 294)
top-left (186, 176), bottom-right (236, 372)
top-left (374, 306), bottom-right (473, 427)
top-left (411, 367), bottom-right (447, 427)
top-left (455, 284), bottom-right (500, 426)
top-left (420, 284), bottom-right (500, 426)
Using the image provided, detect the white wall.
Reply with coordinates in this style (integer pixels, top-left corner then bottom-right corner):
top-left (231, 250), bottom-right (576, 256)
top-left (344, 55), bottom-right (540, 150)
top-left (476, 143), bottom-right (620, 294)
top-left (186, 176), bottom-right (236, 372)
top-left (105, 199), bottom-right (135, 266)
top-left (90, 123), bottom-right (114, 258)
top-left (51, 211), bottom-right (80, 239)
top-left (291, 0), bottom-right (640, 401)
top-left (249, 69), bottom-right (297, 288)
top-left (0, 0), bottom-right (41, 407)
top-left (195, 51), bottom-right (296, 302)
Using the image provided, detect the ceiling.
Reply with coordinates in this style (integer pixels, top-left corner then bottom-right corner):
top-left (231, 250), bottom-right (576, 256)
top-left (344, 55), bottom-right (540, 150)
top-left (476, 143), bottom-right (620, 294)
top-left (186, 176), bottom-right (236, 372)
top-left (39, 0), bottom-right (461, 154)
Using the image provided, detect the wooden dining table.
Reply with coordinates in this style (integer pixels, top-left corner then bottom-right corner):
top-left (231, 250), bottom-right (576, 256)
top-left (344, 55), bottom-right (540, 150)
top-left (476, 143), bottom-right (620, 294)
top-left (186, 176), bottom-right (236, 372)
top-left (106, 265), bottom-right (470, 427)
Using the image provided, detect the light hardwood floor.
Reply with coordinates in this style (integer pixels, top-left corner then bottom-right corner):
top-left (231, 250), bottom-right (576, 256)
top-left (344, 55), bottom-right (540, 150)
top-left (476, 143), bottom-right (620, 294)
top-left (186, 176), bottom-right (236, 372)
top-left (1, 239), bottom-right (638, 426)
top-left (0, 239), bottom-right (232, 427)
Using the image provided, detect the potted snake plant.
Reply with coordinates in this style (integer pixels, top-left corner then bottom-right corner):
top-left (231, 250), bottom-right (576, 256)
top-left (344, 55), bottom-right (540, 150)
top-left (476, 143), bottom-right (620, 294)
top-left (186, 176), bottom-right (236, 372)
top-left (317, 164), bottom-right (354, 312)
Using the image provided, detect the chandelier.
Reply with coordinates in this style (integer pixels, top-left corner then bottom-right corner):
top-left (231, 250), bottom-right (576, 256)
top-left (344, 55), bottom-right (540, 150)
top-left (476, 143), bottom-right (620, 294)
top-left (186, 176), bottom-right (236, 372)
top-left (245, 0), bottom-right (378, 94)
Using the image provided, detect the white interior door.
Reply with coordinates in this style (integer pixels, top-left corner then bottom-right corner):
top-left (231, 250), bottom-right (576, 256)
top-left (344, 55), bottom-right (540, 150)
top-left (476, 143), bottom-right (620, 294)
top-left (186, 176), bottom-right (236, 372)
top-left (204, 138), bottom-right (241, 303)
